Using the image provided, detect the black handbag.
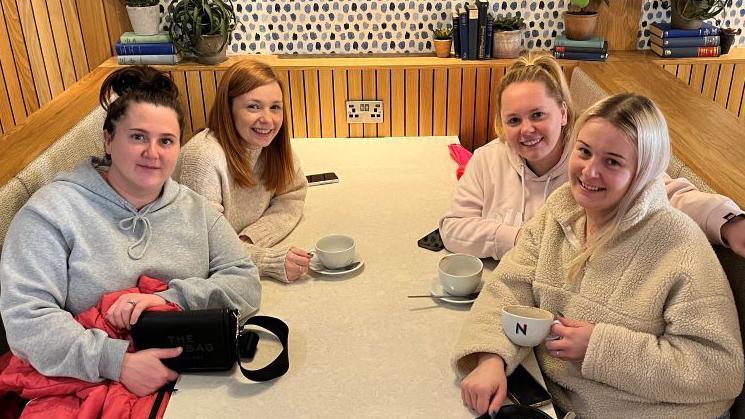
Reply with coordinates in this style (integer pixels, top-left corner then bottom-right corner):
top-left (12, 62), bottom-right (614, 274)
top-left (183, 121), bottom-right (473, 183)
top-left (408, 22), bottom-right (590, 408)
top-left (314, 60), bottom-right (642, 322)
top-left (131, 308), bottom-right (289, 382)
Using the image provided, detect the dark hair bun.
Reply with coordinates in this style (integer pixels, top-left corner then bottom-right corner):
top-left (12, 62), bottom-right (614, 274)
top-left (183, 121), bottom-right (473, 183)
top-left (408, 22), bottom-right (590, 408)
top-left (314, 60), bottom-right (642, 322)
top-left (99, 65), bottom-right (178, 110)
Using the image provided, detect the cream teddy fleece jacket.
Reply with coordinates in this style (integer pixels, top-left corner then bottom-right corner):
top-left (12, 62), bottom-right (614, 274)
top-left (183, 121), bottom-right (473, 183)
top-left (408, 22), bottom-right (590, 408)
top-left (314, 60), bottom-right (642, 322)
top-left (453, 179), bottom-right (744, 418)
top-left (176, 129), bottom-right (308, 283)
top-left (440, 139), bottom-right (744, 260)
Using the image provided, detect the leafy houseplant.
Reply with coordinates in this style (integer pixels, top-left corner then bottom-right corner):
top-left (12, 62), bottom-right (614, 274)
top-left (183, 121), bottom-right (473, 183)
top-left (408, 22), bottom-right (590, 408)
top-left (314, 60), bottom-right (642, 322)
top-left (168, 0), bottom-right (236, 64)
top-left (432, 25), bottom-right (453, 58)
top-left (564, 0), bottom-right (609, 40)
top-left (670, 0), bottom-right (727, 29)
top-left (121, 0), bottom-right (161, 36)
top-left (492, 16), bottom-right (525, 58)
top-left (720, 27), bottom-right (742, 54)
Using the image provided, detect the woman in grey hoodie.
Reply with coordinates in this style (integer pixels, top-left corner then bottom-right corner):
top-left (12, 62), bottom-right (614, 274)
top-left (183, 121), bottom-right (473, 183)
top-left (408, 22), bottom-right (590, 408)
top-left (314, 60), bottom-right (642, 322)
top-left (0, 66), bottom-right (261, 397)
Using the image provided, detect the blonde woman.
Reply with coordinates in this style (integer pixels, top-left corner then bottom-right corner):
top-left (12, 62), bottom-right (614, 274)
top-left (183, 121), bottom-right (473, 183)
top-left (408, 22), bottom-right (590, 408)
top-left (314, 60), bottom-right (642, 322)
top-left (440, 53), bottom-right (745, 260)
top-left (454, 93), bottom-right (743, 418)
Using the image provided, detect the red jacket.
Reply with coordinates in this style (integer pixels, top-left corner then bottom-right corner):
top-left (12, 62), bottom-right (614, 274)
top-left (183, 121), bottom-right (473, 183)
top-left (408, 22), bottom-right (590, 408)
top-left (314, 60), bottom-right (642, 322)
top-left (0, 276), bottom-right (180, 419)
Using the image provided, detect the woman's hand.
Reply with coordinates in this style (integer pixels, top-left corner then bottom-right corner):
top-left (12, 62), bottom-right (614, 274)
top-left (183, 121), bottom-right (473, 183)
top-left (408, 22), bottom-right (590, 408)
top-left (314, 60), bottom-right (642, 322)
top-left (460, 353), bottom-right (507, 415)
top-left (285, 247), bottom-right (312, 282)
top-left (106, 293), bottom-right (167, 330)
top-left (120, 347), bottom-right (181, 396)
top-left (721, 214), bottom-right (745, 258)
top-left (545, 316), bottom-right (595, 364)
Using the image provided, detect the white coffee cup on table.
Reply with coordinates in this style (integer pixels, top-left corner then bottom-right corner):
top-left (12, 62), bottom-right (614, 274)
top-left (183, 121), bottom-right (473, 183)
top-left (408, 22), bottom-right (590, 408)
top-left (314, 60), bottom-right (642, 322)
top-left (501, 305), bottom-right (560, 347)
top-left (315, 234), bottom-right (355, 269)
top-left (438, 253), bottom-right (483, 297)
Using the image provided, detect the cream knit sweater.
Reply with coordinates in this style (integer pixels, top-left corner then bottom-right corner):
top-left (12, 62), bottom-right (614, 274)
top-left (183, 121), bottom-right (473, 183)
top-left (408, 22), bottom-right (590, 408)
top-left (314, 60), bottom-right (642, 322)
top-left (453, 180), bottom-right (744, 418)
top-left (176, 129), bottom-right (307, 283)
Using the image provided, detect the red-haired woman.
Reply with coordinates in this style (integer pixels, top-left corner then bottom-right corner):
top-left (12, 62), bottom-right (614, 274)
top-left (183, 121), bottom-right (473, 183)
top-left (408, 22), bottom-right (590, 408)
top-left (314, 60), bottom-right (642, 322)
top-left (177, 60), bottom-right (310, 283)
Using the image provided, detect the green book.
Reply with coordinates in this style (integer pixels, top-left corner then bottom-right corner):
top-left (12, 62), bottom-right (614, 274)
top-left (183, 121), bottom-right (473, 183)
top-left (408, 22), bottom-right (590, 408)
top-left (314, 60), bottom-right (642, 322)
top-left (119, 31), bottom-right (171, 44)
top-left (554, 35), bottom-right (605, 49)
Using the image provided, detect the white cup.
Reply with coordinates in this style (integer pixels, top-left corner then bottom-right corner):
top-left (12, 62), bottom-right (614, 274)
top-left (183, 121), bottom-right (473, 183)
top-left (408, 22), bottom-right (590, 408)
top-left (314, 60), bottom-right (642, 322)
top-left (501, 305), bottom-right (559, 347)
top-left (438, 253), bottom-right (483, 297)
top-left (315, 234), bottom-right (355, 269)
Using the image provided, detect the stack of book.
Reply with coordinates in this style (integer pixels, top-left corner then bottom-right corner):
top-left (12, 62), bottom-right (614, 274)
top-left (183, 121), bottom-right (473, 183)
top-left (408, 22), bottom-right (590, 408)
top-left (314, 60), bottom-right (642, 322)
top-left (648, 22), bottom-right (720, 58)
top-left (116, 31), bottom-right (181, 65)
top-left (453, 1), bottom-right (494, 60)
top-left (552, 36), bottom-right (608, 61)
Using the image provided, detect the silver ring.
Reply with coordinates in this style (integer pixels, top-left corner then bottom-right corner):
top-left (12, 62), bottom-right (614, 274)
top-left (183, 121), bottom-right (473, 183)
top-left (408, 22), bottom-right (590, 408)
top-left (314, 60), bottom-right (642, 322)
top-left (127, 300), bottom-right (136, 306)
top-left (553, 350), bottom-right (561, 356)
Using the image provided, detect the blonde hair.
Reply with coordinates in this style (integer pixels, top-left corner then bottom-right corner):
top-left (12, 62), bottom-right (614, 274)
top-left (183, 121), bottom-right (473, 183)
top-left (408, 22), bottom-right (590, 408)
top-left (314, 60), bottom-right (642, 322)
top-left (494, 53), bottom-right (574, 143)
top-left (567, 93), bottom-right (671, 282)
top-left (208, 60), bottom-right (294, 192)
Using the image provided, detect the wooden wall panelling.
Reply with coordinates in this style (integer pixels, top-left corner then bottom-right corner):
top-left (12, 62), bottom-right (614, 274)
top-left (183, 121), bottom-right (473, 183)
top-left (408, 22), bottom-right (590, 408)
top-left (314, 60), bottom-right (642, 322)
top-left (432, 68), bottom-right (447, 136)
top-left (419, 68), bottom-right (433, 136)
top-left (2, 0), bottom-right (38, 116)
top-left (701, 63), bottom-right (720, 101)
top-left (332, 69), bottom-right (349, 138)
top-left (276, 70), bottom-right (293, 139)
top-left (0, 1), bottom-right (27, 124)
top-left (318, 69), bottom-right (335, 138)
top-left (17, 0), bottom-right (50, 106)
top-left (76, 0), bottom-right (112, 68)
top-left (60, 0), bottom-right (88, 80)
top-left (728, 65), bottom-right (745, 117)
top-left (595, 0), bottom-right (643, 51)
top-left (390, 68), bottom-right (405, 137)
top-left (663, 65), bottom-right (677, 76)
top-left (689, 64), bottom-right (706, 93)
top-left (170, 71), bottom-right (192, 139)
top-left (30, 0), bottom-right (64, 96)
top-left (186, 71), bottom-right (205, 132)
top-left (361, 69), bottom-right (377, 137)
top-left (714, 64), bottom-right (734, 110)
top-left (303, 69), bottom-right (321, 138)
top-left (473, 67), bottom-right (491, 149)
top-left (46, 0), bottom-right (76, 89)
top-left (676, 64), bottom-right (692, 85)
top-left (200, 70), bottom-right (217, 123)
top-left (376, 69), bottom-right (392, 137)
top-left (347, 69), bottom-right (363, 137)
top-left (460, 67), bottom-right (477, 150)
top-left (0, 65), bottom-right (13, 133)
top-left (446, 68), bottom-right (462, 137)
top-left (487, 67), bottom-right (505, 142)
top-left (102, 0), bottom-right (131, 55)
top-left (289, 70), bottom-right (307, 138)
top-left (404, 68), bottom-right (419, 136)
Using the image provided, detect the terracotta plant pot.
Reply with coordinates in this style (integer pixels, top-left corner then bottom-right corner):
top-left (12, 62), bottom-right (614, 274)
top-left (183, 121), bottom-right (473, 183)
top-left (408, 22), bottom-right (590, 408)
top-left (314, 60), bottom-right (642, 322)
top-left (563, 12), bottom-right (598, 41)
top-left (126, 5), bottom-right (161, 36)
top-left (433, 39), bottom-right (452, 58)
top-left (492, 30), bottom-right (522, 58)
top-left (195, 34), bottom-right (228, 65)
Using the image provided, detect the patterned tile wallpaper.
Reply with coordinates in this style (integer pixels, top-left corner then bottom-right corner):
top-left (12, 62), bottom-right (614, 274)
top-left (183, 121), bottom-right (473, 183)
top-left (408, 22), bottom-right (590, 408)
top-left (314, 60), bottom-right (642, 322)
top-left (159, 0), bottom-right (744, 55)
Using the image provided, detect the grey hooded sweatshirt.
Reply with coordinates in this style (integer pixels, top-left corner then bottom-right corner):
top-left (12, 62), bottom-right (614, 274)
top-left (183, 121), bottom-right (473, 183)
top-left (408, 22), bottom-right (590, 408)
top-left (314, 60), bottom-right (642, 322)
top-left (0, 159), bottom-right (261, 382)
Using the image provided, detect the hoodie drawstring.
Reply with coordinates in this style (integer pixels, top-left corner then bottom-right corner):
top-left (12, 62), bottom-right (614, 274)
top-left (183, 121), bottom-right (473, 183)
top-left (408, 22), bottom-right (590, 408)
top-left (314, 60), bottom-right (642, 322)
top-left (520, 165), bottom-right (526, 223)
top-left (118, 208), bottom-right (153, 260)
top-left (544, 175), bottom-right (553, 202)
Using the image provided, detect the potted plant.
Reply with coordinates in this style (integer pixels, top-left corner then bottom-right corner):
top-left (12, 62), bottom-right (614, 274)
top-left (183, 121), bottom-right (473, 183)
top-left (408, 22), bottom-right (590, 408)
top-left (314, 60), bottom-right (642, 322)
top-left (167, 0), bottom-right (236, 64)
top-left (492, 15), bottom-right (525, 58)
top-left (720, 27), bottom-right (742, 54)
top-left (121, 0), bottom-right (161, 36)
top-left (564, 0), bottom-right (608, 41)
top-left (670, 0), bottom-right (727, 29)
top-left (432, 25), bottom-right (453, 58)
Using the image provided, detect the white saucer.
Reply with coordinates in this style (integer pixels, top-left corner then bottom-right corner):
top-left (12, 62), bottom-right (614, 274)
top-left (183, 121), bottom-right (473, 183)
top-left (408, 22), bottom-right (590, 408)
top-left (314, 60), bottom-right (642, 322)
top-left (309, 254), bottom-right (364, 276)
top-left (430, 276), bottom-right (481, 304)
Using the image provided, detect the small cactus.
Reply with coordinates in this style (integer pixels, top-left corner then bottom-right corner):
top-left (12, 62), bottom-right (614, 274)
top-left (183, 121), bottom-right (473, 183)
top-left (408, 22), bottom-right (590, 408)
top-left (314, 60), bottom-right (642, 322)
top-left (433, 25), bottom-right (453, 40)
top-left (493, 15), bottom-right (526, 32)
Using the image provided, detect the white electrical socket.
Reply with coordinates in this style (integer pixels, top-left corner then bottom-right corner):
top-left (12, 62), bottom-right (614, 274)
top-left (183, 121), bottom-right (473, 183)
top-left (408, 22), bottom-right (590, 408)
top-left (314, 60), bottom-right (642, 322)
top-left (346, 100), bottom-right (383, 123)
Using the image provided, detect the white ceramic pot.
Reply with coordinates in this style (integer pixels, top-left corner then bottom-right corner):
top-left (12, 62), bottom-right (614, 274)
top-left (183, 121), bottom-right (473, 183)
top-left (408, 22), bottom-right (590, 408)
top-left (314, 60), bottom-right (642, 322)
top-left (492, 29), bottom-right (522, 59)
top-left (126, 5), bottom-right (161, 36)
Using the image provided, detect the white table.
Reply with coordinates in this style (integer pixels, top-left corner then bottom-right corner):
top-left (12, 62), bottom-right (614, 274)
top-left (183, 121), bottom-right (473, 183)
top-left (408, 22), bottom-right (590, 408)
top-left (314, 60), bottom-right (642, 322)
top-left (166, 137), bottom-right (556, 419)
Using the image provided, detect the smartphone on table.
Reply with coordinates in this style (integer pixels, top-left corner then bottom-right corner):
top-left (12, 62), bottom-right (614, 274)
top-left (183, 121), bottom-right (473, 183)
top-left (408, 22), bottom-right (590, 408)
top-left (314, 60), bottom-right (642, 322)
top-left (305, 172), bottom-right (339, 186)
top-left (417, 228), bottom-right (445, 252)
top-left (506, 364), bottom-right (552, 408)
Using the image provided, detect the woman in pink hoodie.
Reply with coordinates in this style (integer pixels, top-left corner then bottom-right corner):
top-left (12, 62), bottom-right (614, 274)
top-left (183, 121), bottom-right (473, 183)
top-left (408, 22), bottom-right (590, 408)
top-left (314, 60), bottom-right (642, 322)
top-left (439, 53), bottom-right (745, 260)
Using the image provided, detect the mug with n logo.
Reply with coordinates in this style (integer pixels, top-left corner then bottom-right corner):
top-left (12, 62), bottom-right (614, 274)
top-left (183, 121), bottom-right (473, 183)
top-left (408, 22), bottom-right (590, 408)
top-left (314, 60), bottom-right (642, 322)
top-left (501, 305), bottom-right (559, 347)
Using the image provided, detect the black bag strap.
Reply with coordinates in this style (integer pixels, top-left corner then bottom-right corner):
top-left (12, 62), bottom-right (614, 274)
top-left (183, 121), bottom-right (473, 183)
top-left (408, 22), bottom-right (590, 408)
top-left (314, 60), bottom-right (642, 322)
top-left (235, 315), bottom-right (289, 381)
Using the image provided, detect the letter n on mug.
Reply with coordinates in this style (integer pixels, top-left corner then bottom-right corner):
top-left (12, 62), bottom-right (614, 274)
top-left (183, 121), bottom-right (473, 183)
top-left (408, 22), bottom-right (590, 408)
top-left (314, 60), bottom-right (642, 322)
top-left (516, 322), bottom-right (528, 336)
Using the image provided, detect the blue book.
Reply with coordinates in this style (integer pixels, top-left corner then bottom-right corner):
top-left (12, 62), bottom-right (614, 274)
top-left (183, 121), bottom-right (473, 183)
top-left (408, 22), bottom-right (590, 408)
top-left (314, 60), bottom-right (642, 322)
top-left (453, 8), bottom-right (461, 57)
top-left (554, 35), bottom-right (605, 49)
top-left (115, 42), bottom-right (177, 55)
top-left (459, 7), bottom-right (468, 59)
top-left (552, 50), bottom-right (608, 61)
top-left (467, 3), bottom-right (479, 59)
top-left (647, 22), bottom-right (719, 38)
top-left (649, 34), bottom-right (720, 47)
top-left (484, 16), bottom-right (494, 59)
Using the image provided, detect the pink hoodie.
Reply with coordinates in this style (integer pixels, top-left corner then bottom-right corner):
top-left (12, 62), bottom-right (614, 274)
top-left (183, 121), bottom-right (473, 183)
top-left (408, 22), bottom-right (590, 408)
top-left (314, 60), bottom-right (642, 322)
top-left (440, 139), bottom-right (743, 259)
